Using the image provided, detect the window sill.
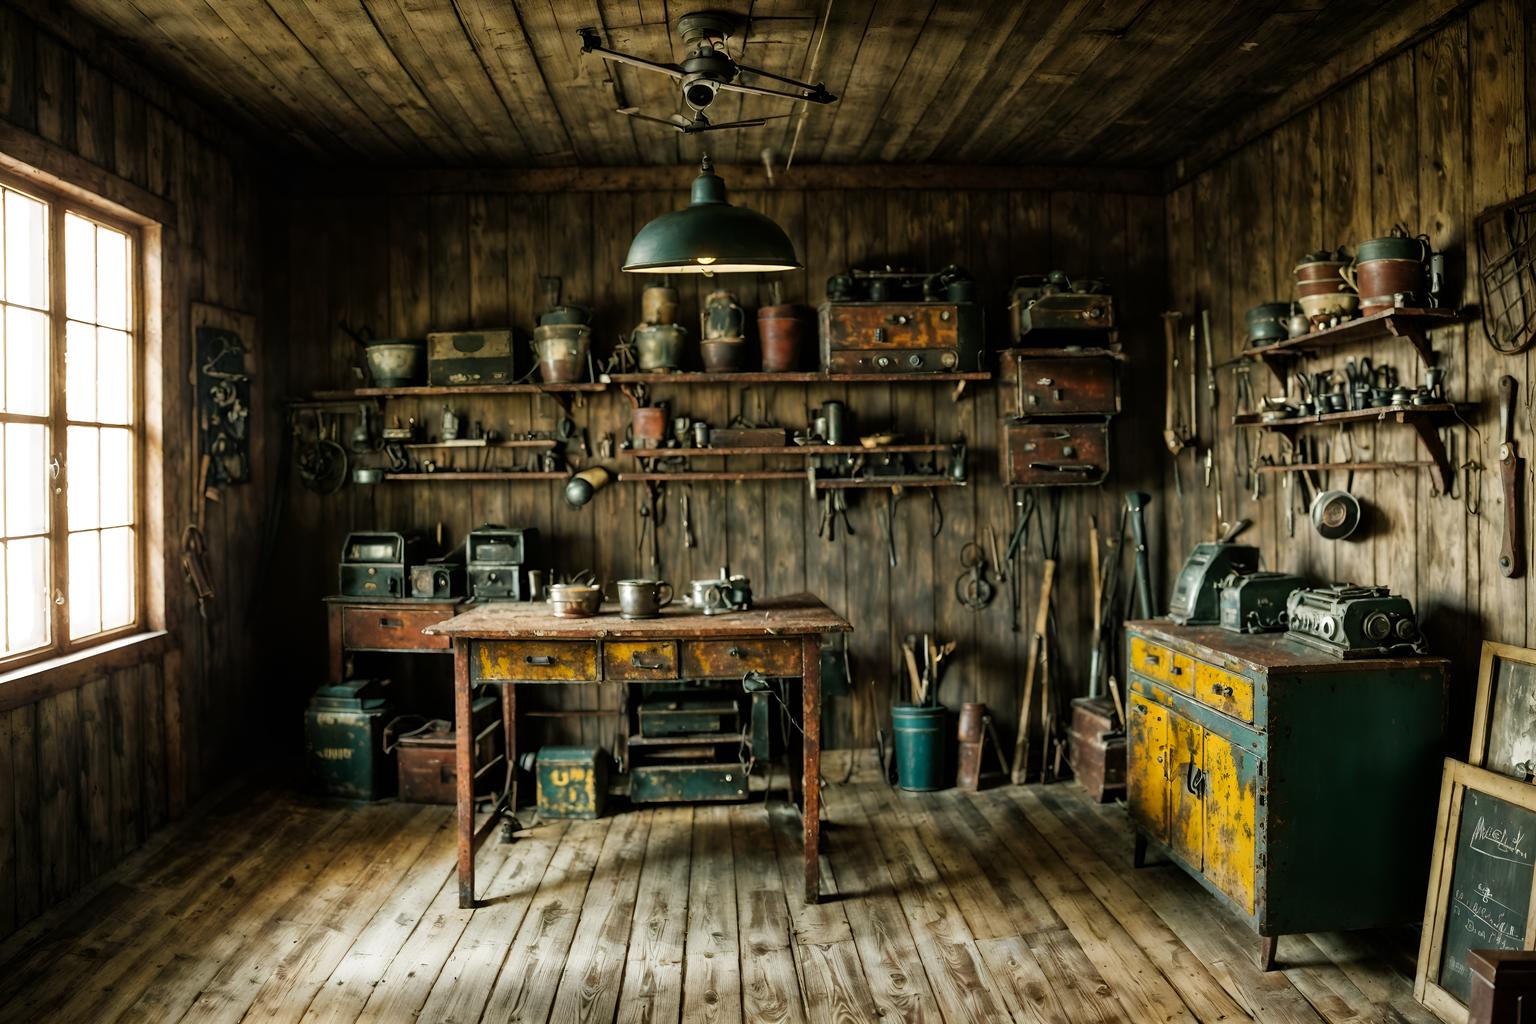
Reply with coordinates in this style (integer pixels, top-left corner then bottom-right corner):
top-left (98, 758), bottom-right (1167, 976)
top-left (0, 631), bottom-right (172, 714)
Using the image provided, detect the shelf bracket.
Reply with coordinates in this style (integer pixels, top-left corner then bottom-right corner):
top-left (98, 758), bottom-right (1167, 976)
top-left (1410, 418), bottom-right (1456, 497)
top-left (1257, 351), bottom-right (1293, 388)
top-left (1382, 316), bottom-right (1437, 366)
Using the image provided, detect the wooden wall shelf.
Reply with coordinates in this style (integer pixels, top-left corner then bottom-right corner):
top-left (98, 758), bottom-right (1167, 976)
top-left (1243, 308), bottom-right (1459, 384)
top-left (625, 443), bottom-right (950, 459)
top-left (1234, 401), bottom-right (1464, 494)
top-left (618, 471), bottom-right (805, 483)
top-left (602, 371), bottom-right (991, 384)
top-left (313, 382), bottom-right (605, 400)
top-left (382, 471), bottom-right (570, 482)
top-left (403, 438), bottom-right (558, 450)
top-left (815, 476), bottom-right (966, 490)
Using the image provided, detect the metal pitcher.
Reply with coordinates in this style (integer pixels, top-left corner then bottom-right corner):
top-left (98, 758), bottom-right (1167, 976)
top-left (702, 290), bottom-right (745, 341)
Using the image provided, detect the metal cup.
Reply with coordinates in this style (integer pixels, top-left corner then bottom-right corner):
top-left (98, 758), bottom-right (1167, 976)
top-left (616, 578), bottom-right (674, 620)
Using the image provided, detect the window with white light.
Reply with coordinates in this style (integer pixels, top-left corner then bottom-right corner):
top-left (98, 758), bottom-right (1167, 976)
top-left (0, 175), bottom-right (139, 665)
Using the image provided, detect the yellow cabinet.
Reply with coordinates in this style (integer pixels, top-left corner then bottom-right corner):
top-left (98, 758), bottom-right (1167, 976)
top-left (1203, 731), bottom-right (1258, 914)
top-left (1169, 712), bottom-right (1204, 868)
top-left (1127, 692), bottom-right (1169, 843)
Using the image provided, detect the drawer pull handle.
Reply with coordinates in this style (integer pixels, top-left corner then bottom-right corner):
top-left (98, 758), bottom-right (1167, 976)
top-left (1145, 653), bottom-right (1161, 665)
top-left (1169, 665), bottom-right (1183, 676)
top-left (728, 646), bottom-right (746, 658)
top-left (525, 655), bottom-right (556, 666)
top-left (378, 617), bottom-right (402, 628)
top-left (1186, 765), bottom-right (1207, 797)
top-left (631, 653), bottom-right (668, 670)
top-left (1134, 704), bottom-right (1147, 715)
top-left (1212, 683), bottom-right (1234, 698)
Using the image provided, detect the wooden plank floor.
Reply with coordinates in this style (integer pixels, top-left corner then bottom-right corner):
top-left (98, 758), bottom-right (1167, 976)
top-left (0, 764), bottom-right (1434, 1024)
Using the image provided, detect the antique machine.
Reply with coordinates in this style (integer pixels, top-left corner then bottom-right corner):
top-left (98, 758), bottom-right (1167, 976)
top-left (409, 558), bottom-right (465, 600)
top-left (1284, 584), bottom-right (1425, 658)
top-left (426, 328), bottom-right (517, 386)
top-left (1007, 271), bottom-right (1115, 341)
top-left (1218, 571), bottom-right (1307, 634)
top-left (305, 678), bottom-right (395, 800)
top-left (1167, 534), bottom-right (1260, 625)
top-left (1125, 620), bottom-right (1447, 970)
top-left (466, 525), bottom-right (541, 601)
top-left (817, 265), bottom-right (984, 374)
top-left (339, 532), bottom-right (427, 600)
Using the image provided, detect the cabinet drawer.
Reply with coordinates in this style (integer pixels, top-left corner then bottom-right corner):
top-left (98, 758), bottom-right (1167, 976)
top-left (342, 607), bottom-right (451, 652)
top-left (1130, 637), bottom-right (1174, 683)
top-left (1194, 663), bottom-right (1254, 723)
top-left (681, 639), bottom-right (802, 678)
top-left (1003, 420), bottom-right (1109, 486)
top-left (474, 640), bottom-right (600, 682)
top-left (604, 641), bottom-right (679, 681)
top-left (1169, 652), bottom-right (1195, 694)
top-left (1000, 353), bottom-right (1119, 417)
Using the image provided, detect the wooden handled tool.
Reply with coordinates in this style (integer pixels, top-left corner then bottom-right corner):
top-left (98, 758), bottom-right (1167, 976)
top-left (1500, 374), bottom-right (1524, 578)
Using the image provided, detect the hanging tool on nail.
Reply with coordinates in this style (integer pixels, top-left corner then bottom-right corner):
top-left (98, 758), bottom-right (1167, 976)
top-left (681, 489), bottom-right (696, 549)
top-left (881, 487), bottom-right (904, 568)
top-left (1499, 374), bottom-right (1524, 577)
top-left (1162, 312), bottom-right (1192, 495)
top-left (955, 541), bottom-right (996, 611)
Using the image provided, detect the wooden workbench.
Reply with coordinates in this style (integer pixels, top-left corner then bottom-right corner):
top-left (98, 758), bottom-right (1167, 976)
top-left (426, 593), bottom-right (852, 908)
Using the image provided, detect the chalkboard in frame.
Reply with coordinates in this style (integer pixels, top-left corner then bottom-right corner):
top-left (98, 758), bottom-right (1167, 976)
top-left (1415, 758), bottom-right (1536, 1023)
top-left (1470, 641), bottom-right (1536, 780)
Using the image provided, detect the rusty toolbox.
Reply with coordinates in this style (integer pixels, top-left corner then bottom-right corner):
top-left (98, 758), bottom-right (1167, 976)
top-left (1124, 620), bottom-right (1448, 967)
top-left (1003, 419), bottom-right (1110, 486)
top-left (637, 699), bottom-right (739, 738)
top-left (305, 678), bottom-right (394, 801)
top-left (535, 746), bottom-right (610, 819)
top-left (630, 762), bottom-right (748, 803)
top-left (393, 697), bottom-right (502, 805)
top-left (817, 301), bottom-right (984, 374)
top-left (998, 350), bottom-right (1121, 418)
top-left (427, 328), bottom-right (516, 386)
top-left (1067, 696), bottom-right (1125, 803)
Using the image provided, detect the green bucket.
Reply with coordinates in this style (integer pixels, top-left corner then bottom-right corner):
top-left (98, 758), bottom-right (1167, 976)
top-left (891, 703), bottom-right (948, 792)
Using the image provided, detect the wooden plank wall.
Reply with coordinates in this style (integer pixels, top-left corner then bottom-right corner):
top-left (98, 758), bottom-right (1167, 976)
top-left (1161, 0), bottom-right (1535, 741)
top-left (0, 3), bottom-right (271, 941)
top-left (269, 184), bottom-right (1165, 757)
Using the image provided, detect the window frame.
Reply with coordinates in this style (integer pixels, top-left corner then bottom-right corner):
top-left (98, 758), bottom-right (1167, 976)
top-left (0, 166), bottom-right (145, 670)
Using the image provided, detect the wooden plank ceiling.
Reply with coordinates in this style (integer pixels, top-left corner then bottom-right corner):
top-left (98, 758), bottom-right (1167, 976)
top-left (62, 0), bottom-right (1407, 169)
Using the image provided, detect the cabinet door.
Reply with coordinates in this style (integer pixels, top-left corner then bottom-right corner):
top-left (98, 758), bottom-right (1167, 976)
top-left (1127, 692), bottom-right (1169, 842)
top-left (1202, 731), bottom-right (1260, 914)
top-left (1169, 711), bottom-right (1204, 869)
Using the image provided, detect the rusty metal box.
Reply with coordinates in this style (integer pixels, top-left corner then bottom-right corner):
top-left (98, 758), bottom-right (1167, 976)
top-left (1068, 696), bottom-right (1125, 803)
top-left (637, 699), bottom-right (739, 738)
top-left (535, 746), bottom-right (609, 819)
top-left (630, 763), bottom-right (748, 803)
top-left (427, 329), bottom-right (516, 386)
top-left (1003, 419), bottom-right (1110, 486)
top-left (817, 301), bottom-right (983, 373)
top-left (998, 350), bottom-right (1121, 417)
top-left (394, 697), bottom-right (501, 805)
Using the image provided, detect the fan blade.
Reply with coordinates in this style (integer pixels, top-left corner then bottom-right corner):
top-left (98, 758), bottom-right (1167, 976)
top-left (681, 113), bottom-right (792, 133)
top-left (616, 108), bottom-right (690, 128)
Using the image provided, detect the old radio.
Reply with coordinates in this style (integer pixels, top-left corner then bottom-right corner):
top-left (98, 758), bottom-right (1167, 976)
top-left (409, 558), bottom-right (465, 600)
top-left (1167, 542), bottom-right (1260, 624)
top-left (1218, 571), bottom-right (1307, 633)
top-left (466, 525), bottom-right (540, 601)
top-left (818, 301), bottom-right (983, 374)
top-left (339, 532), bottom-right (427, 599)
top-left (1003, 419), bottom-right (1109, 486)
top-left (1284, 584), bottom-right (1425, 659)
top-left (426, 328), bottom-right (516, 386)
top-left (998, 350), bottom-right (1121, 417)
top-left (1008, 271), bottom-right (1115, 341)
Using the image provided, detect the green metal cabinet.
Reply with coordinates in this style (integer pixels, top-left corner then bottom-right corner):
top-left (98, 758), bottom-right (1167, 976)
top-left (1125, 621), bottom-right (1447, 969)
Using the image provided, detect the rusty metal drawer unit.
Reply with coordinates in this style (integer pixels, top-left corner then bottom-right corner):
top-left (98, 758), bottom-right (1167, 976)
top-left (473, 640), bottom-right (600, 682)
top-left (1004, 419), bottom-right (1110, 487)
top-left (630, 763), bottom-right (748, 803)
top-left (637, 699), bottom-right (739, 738)
top-left (998, 350), bottom-right (1121, 418)
top-left (603, 641), bottom-right (679, 681)
top-left (817, 301), bottom-right (984, 374)
top-left (1123, 620), bottom-right (1448, 969)
top-left (341, 605), bottom-right (454, 653)
top-left (681, 638), bottom-right (802, 678)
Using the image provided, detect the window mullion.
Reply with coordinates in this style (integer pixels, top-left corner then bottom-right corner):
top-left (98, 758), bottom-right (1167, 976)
top-left (48, 201), bottom-right (69, 652)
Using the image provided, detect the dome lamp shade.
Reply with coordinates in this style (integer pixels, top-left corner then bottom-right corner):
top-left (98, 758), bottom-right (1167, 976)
top-left (622, 155), bottom-right (801, 274)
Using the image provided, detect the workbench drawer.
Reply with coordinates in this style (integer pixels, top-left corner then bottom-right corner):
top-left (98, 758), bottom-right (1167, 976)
top-left (681, 639), bottom-right (802, 678)
top-left (603, 641), bottom-right (679, 681)
top-left (1194, 662), bottom-right (1255, 723)
top-left (1130, 636), bottom-right (1174, 684)
top-left (473, 640), bottom-right (600, 682)
top-left (341, 606), bottom-right (452, 652)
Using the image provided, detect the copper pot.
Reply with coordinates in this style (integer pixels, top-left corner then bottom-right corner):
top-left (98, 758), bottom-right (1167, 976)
top-left (531, 324), bottom-right (590, 383)
top-left (641, 284), bottom-right (679, 325)
top-left (1350, 258), bottom-right (1427, 315)
top-left (757, 304), bottom-right (813, 372)
top-left (700, 338), bottom-right (748, 373)
top-left (630, 405), bottom-right (668, 447)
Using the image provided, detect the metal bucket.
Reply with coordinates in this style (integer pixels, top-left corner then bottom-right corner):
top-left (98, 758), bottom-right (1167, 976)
top-left (532, 324), bottom-right (590, 383)
top-left (632, 323), bottom-right (687, 372)
top-left (891, 703), bottom-right (948, 792)
top-left (758, 304), bottom-right (813, 372)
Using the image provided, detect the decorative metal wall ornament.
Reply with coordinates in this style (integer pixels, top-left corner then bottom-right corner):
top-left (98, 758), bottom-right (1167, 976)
top-left (1477, 188), bottom-right (1536, 354)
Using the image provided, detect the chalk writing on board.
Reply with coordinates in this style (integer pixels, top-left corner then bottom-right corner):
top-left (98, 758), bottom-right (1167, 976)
top-left (1438, 790), bottom-right (1536, 1005)
top-left (1470, 816), bottom-right (1532, 865)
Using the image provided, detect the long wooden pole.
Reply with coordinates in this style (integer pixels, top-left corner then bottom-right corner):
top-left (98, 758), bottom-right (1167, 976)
top-left (1011, 559), bottom-right (1056, 784)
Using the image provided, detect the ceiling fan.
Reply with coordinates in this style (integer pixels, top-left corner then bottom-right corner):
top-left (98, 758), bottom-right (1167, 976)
top-left (578, 11), bottom-right (837, 132)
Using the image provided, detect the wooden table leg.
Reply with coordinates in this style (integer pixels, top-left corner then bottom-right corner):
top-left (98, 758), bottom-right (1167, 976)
top-left (802, 634), bottom-right (822, 905)
top-left (455, 640), bottom-right (476, 908)
top-left (500, 682), bottom-right (516, 823)
top-left (1259, 935), bottom-right (1278, 972)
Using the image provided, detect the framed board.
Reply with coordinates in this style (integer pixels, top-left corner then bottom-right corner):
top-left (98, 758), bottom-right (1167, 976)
top-left (1470, 641), bottom-right (1536, 780)
top-left (1416, 758), bottom-right (1536, 1023)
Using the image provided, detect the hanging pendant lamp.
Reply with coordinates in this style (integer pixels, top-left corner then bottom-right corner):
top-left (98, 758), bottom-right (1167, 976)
top-left (622, 155), bottom-right (801, 274)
